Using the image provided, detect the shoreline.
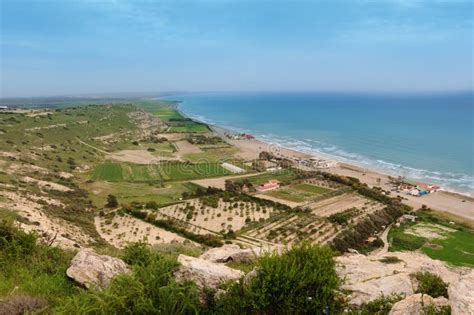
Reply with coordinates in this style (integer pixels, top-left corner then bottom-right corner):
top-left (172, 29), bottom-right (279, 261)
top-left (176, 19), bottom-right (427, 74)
top-left (175, 104), bottom-right (474, 221)
top-left (176, 104), bottom-right (472, 197)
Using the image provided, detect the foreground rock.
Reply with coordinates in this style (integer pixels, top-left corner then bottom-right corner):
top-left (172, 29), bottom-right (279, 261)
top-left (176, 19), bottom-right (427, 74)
top-left (389, 294), bottom-right (449, 315)
top-left (199, 244), bottom-right (283, 263)
top-left (336, 252), bottom-right (466, 305)
top-left (66, 249), bottom-right (130, 289)
top-left (174, 254), bottom-right (244, 290)
top-left (448, 270), bottom-right (474, 315)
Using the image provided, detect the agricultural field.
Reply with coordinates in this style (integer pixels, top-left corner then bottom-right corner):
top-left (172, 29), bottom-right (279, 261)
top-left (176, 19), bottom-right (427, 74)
top-left (238, 169), bottom-right (299, 185)
top-left (84, 181), bottom-right (197, 208)
top-left (265, 183), bottom-right (334, 203)
top-left (153, 197), bottom-right (275, 235)
top-left (388, 210), bottom-right (474, 267)
top-left (239, 189), bottom-right (386, 248)
top-left (169, 123), bottom-right (210, 133)
top-left (153, 106), bottom-right (185, 121)
top-left (183, 146), bottom-right (240, 163)
top-left (307, 193), bottom-right (383, 218)
top-left (90, 161), bottom-right (230, 182)
top-left (95, 211), bottom-right (188, 248)
top-left (153, 106), bottom-right (210, 133)
top-left (240, 212), bottom-right (338, 247)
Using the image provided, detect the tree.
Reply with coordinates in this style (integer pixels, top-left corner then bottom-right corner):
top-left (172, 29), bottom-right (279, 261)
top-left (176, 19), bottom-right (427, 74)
top-left (259, 151), bottom-right (274, 160)
top-left (105, 194), bottom-right (118, 208)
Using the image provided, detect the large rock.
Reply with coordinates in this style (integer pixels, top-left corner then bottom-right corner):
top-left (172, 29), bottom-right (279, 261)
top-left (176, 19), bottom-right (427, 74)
top-left (199, 244), bottom-right (283, 263)
top-left (448, 270), bottom-right (474, 315)
top-left (389, 294), bottom-right (449, 315)
top-left (174, 254), bottom-right (244, 290)
top-left (199, 244), bottom-right (259, 263)
top-left (66, 249), bottom-right (130, 289)
top-left (337, 252), bottom-right (462, 305)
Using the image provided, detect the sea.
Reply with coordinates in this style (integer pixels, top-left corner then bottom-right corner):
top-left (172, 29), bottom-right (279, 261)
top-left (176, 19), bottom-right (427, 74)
top-left (161, 92), bottom-right (474, 195)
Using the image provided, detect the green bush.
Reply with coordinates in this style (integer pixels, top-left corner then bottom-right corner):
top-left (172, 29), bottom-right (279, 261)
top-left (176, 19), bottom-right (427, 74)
top-left (414, 272), bottom-right (448, 298)
top-left (122, 242), bottom-right (153, 267)
top-left (214, 243), bottom-right (341, 314)
top-left (105, 194), bottom-right (118, 208)
top-left (379, 256), bottom-right (403, 264)
top-left (349, 294), bottom-right (403, 314)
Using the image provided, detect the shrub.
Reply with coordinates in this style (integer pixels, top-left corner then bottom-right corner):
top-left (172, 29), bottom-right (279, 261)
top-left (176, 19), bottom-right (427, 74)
top-left (105, 194), bottom-right (119, 208)
top-left (145, 201), bottom-right (158, 210)
top-left (379, 256), bottom-right (403, 264)
top-left (351, 294), bottom-right (403, 314)
top-left (122, 242), bottom-right (153, 267)
top-left (214, 243), bottom-right (341, 314)
top-left (414, 272), bottom-right (448, 298)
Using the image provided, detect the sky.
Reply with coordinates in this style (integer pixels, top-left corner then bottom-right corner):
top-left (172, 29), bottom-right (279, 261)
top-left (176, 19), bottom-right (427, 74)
top-left (0, 0), bottom-right (473, 97)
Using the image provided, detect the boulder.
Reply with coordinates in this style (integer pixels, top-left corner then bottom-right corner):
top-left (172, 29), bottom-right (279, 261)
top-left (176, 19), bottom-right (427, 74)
top-left (243, 268), bottom-right (259, 288)
top-left (337, 252), bottom-right (461, 305)
top-left (389, 294), bottom-right (449, 315)
top-left (448, 270), bottom-right (474, 315)
top-left (199, 244), bottom-right (283, 263)
top-left (66, 249), bottom-right (130, 289)
top-left (199, 244), bottom-right (259, 263)
top-left (174, 254), bottom-right (244, 290)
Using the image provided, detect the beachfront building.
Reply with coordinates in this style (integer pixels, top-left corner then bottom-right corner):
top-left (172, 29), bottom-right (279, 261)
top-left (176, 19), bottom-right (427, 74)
top-left (256, 180), bottom-right (281, 192)
top-left (400, 180), bottom-right (440, 197)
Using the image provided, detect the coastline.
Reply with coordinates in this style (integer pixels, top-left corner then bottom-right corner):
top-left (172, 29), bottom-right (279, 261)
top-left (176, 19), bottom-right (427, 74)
top-left (175, 104), bottom-right (474, 222)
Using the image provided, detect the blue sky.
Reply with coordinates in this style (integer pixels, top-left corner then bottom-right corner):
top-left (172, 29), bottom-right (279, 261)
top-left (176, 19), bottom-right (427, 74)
top-left (1, 0), bottom-right (473, 97)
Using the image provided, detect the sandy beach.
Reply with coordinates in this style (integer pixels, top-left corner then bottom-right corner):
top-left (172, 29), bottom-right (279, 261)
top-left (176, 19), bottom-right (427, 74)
top-left (226, 135), bottom-right (474, 223)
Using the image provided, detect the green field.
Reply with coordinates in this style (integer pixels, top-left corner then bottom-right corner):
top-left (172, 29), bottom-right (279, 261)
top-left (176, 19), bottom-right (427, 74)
top-left (266, 188), bottom-right (308, 202)
top-left (153, 106), bottom-right (210, 133)
top-left (168, 123), bottom-right (210, 133)
top-left (153, 107), bottom-right (185, 121)
top-left (91, 162), bottom-right (229, 182)
top-left (183, 147), bottom-right (239, 163)
top-left (265, 184), bottom-right (333, 203)
top-left (159, 162), bottom-right (229, 180)
top-left (388, 211), bottom-right (474, 267)
top-left (293, 183), bottom-right (332, 194)
top-left (84, 181), bottom-right (197, 207)
top-left (241, 170), bottom-right (298, 186)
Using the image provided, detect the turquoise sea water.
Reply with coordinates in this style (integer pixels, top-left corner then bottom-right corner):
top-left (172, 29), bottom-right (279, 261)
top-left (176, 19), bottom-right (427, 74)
top-left (162, 92), bottom-right (474, 195)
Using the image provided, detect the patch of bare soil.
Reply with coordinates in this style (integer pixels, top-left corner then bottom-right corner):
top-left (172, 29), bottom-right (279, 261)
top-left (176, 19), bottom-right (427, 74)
top-left (404, 222), bottom-right (456, 240)
top-left (0, 191), bottom-right (92, 249)
top-left (106, 149), bottom-right (175, 164)
top-left (95, 214), bottom-right (188, 248)
top-left (22, 176), bottom-right (72, 192)
top-left (175, 140), bottom-right (202, 155)
top-left (254, 193), bottom-right (302, 207)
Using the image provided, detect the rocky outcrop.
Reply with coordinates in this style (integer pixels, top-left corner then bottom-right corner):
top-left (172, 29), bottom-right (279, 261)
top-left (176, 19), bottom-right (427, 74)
top-left (66, 249), bottom-right (130, 289)
top-left (448, 270), bottom-right (474, 315)
top-left (337, 252), bottom-right (463, 305)
top-left (389, 294), bottom-right (449, 315)
top-left (199, 244), bottom-right (283, 263)
top-left (174, 254), bottom-right (244, 290)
